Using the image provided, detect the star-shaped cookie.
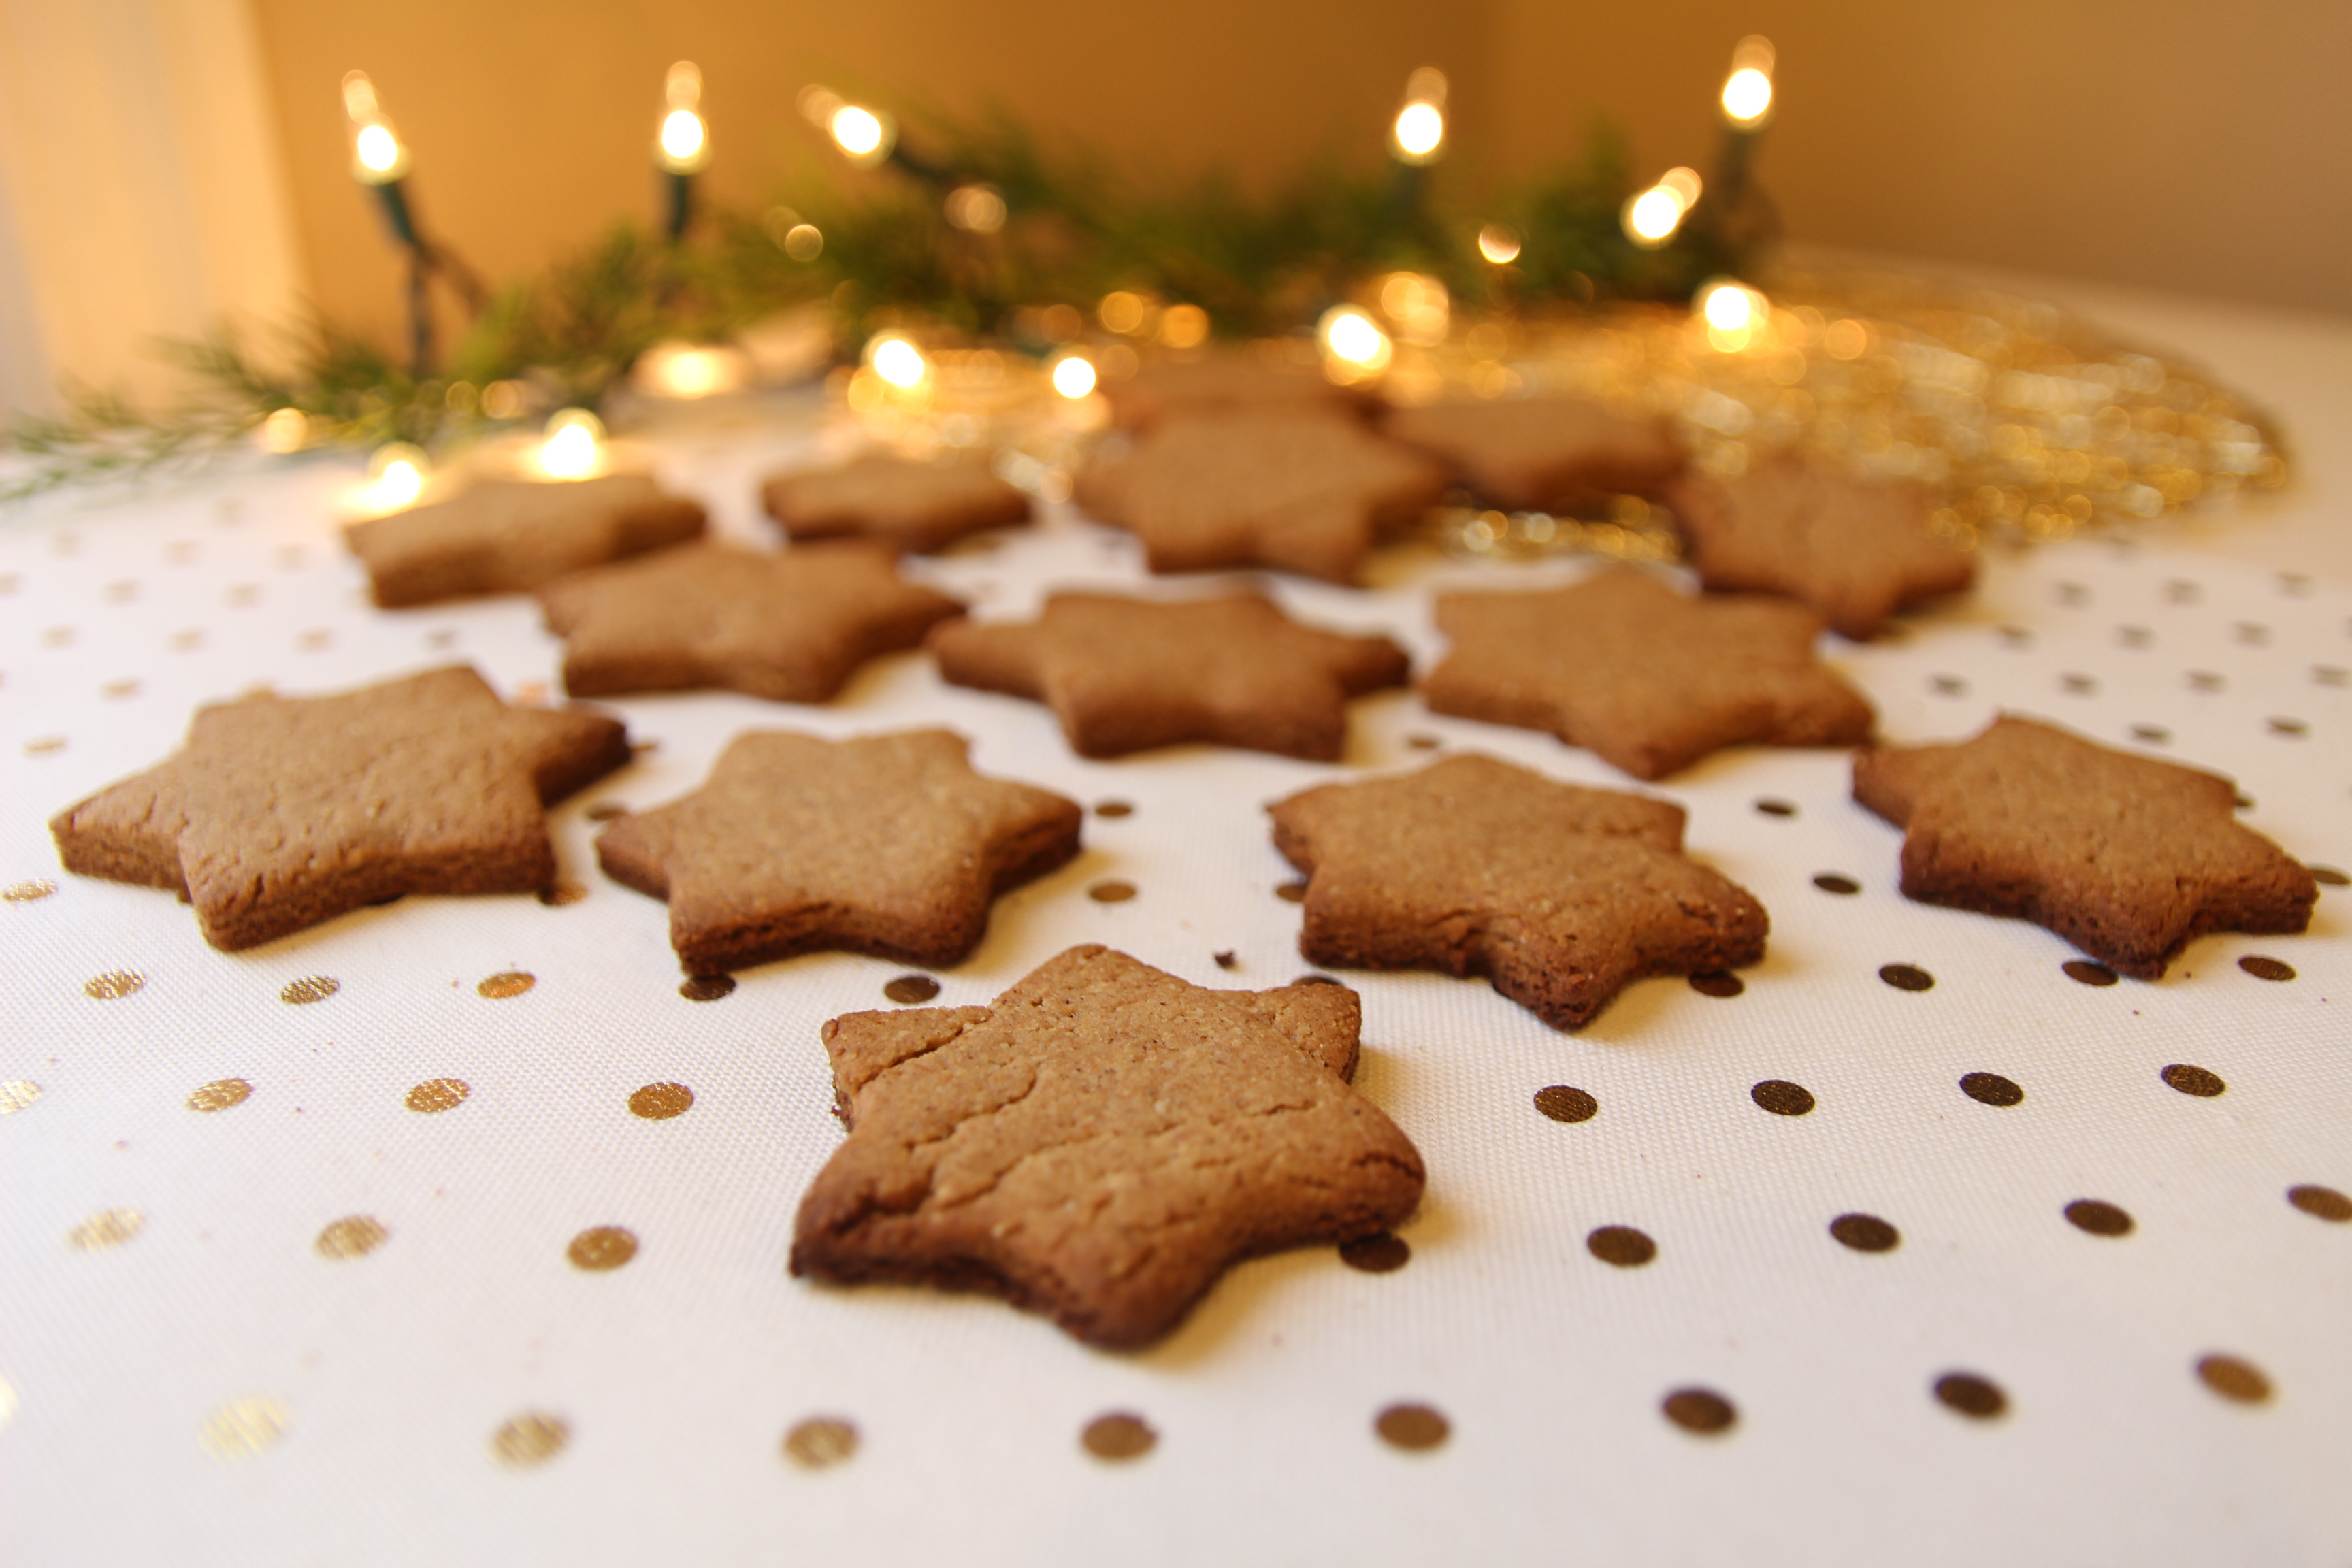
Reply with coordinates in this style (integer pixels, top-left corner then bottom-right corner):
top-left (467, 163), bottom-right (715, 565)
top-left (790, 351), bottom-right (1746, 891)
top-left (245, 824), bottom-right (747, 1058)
top-left (1102, 352), bottom-right (1373, 431)
top-left (49, 665), bottom-right (630, 950)
top-left (928, 593), bottom-right (1409, 759)
top-left (344, 474), bottom-right (706, 607)
top-left (1075, 410), bottom-right (1451, 583)
top-left (1269, 754), bottom-right (1767, 1030)
top-left (1424, 566), bottom-right (1875, 779)
top-left (789, 943), bottom-right (1425, 1348)
top-left (537, 541), bottom-right (964, 702)
top-left (1854, 715), bottom-right (2316, 977)
top-left (1668, 457), bottom-right (1975, 639)
top-left (760, 453), bottom-right (1032, 554)
top-left (1382, 395), bottom-right (1683, 511)
top-left (595, 729), bottom-right (1081, 973)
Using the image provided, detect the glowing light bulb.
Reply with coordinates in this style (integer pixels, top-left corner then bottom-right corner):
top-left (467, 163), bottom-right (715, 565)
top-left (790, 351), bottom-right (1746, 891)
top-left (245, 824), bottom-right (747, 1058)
top-left (1622, 187), bottom-right (1682, 246)
top-left (1721, 36), bottom-right (1776, 129)
top-left (341, 71), bottom-right (409, 184)
top-left (1477, 224), bottom-right (1522, 264)
top-left (659, 110), bottom-right (706, 166)
top-left (1051, 355), bottom-right (1098, 399)
top-left (258, 407), bottom-right (309, 455)
top-left (365, 443), bottom-right (428, 510)
top-left (832, 105), bottom-right (885, 158)
top-left (636, 342), bottom-right (747, 399)
top-left (538, 410), bottom-right (606, 480)
top-left (1393, 102), bottom-right (1444, 161)
top-left (869, 336), bottom-right (927, 389)
top-left (355, 125), bottom-right (399, 174)
top-left (1319, 307), bottom-right (1392, 374)
top-left (1701, 282), bottom-right (1754, 332)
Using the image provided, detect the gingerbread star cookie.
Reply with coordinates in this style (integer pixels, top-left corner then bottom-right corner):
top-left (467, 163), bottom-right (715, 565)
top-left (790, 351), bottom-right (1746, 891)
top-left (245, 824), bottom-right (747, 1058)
top-left (595, 729), bottom-right (1080, 973)
top-left (1854, 715), bottom-right (2316, 977)
top-left (928, 593), bottom-right (1409, 760)
top-left (344, 474), bottom-right (706, 607)
top-left (1102, 351), bottom-right (1373, 431)
top-left (790, 944), bottom-right (1425, 1348)
top-left (760, 453), bottom-right (1032, 554)
top-left (1668, 457), bottom-right (1975, 639)
top-left (1075, 410), bottom-right (1451, 583)
top-left (538, 541), bottom-right (964, 702)
top-left (1382, 395), bottom-right (1683, 511)
top-left (1424, 566), bottom-right (1875, 779)
top-left (49, 665), bottom-right (629, 950)
top-left (1270, 755), bottom-right (1767, 1030)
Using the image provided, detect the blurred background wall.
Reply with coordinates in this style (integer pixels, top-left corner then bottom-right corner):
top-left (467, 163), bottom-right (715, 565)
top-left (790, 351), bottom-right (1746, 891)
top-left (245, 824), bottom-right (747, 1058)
top-left (2, 0), bottom-right (2345, 408)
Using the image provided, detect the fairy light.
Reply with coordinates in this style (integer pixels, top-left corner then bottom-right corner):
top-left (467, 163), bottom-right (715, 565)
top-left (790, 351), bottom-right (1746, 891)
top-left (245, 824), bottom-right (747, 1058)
top-left (1318, 306), bottom-right (1393, 377)
top-left (1051, 355), bottom-right (1098, 399)
top-left (945, 184), bottom-right (1007, 233)
top-left (1622, 168), bottom-right (1701, 248)
top-left (1390, 67), bottom-right (1447, 165)
top-left (868, 334), bottom-right (928, 389)
top-left (655, 62), bottom-right (709, 241)
top-left (1698, 280), bottom-right (1768, 351)
top-left (538, 410), bottom-right (606, 480)
top-left (1477, 224), bottom-right (1522, 264)
top-left (257, 408), bottom-right (309, 455)
top-left (1158, 304), bottom-right (1209, 349)
top-left (1721, 37), bottom-right (1776, 129)
top-left (341, 73), bottom-right (410, 186)
top-left (365, 443), bottom-right (427, 510)
top-left (635, 342), bottom-right (747, 399)
top-left (1378, 272), bottom-right (1449, 346)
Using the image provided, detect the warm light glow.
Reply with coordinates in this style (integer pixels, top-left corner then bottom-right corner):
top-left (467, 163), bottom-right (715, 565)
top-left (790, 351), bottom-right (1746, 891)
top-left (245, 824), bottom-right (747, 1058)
top-left (1659, 167), bottom-right (1702, 209)
top-left (1477, 224), bottom-right (1522, 264)
top-left (1701, 281), bottom-right (1755, 333)
top-left (365, 443), bottom-right (427, 509)
top-left (945, 184), bottom-right (1007, 233)
top-left (1392, 102), bottom-right (1444, 161)
top-left (665, 61), bottom-right (702, 110)
top-left (782, 223), bottom-right (822, 260)
top-left (636, 342), bottom-right (747, 399)
top-left (1378, 272), bottom-right (1449, 346)
top-left (832, 105), bottom-right (886, 158)
top-left (1158, 304), bottom-right (1209, 349)
top-left (1051, 355), bottom-right (1097, 399)
top-left (1098, 291), bottom-right (1147, 334)
top-left (538, 410), bottom-right (606, 480)
top-left (868, 336), bottom-right (927, 389)
top-left (1721, 36), bottom-right (1777, 128)
top-left (659, 110), bottom-right (707, 169)
top-left (258, 407), bottom-right (308, 454)
top-left (1623, 186), bottom-right (1684, 246)
top-left (355, 124), bottom-right (401, 174)
top-left (341, 71), bottom-right (408, 184)
top-left (1319, 307), bottom-right (1392, 372)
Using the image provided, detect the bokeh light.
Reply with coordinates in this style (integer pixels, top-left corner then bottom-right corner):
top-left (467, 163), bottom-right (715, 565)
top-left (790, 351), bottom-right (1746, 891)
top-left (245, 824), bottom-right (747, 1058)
top-left (945, 184), bottom-right (1007, 233)
top-left (1623, 186), bottom-right (1685, 246)
top-left (365, 443), bottom-right (427, 508)
top-left (538, 410), bottom-right (605, 479)
top-left (1051, 355), bottom-right (1098, 399)
top-left (1393, 102), bottom-right (1443, 161)
top-left (1158, 304), bottom-right (1209, 348)
top-left (831, 105), bottom-right (886, 159)
top-left (1476, 224), bottom-right (1522, 264)
top-left (1319, 306), bottom-right (1393, 374)
top-left (869, 336), bottom-right (927, 388)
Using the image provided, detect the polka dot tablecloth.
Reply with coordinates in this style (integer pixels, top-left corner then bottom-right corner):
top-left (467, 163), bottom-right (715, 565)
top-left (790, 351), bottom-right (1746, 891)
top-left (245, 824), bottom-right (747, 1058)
top-left (3, 414), bottom-right (2348, 1567)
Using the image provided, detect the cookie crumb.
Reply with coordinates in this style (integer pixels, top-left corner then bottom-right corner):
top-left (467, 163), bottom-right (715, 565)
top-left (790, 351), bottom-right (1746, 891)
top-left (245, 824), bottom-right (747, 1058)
top-left (1212, 951), bottom-right (1237, 970)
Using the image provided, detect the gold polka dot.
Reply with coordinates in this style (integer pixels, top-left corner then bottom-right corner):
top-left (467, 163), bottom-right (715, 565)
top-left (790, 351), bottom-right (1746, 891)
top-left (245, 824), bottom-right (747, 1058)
top-left (24, 737), bottom-right (65, 756)
top-left (0, 1080), bottom-right (41, 1114)
top-left (1088, 879), bottom-right (1138, 903)
top-left (477, 971), bottom-right (535, 999)
top-left (199, 1395), bottom-right (289, 1460)
top-left (83, 970), bottom-right (144, 1000)
top-left (1081, 1412), bottom-right (1156, 1460)
top-left (169, 630), bottom-right (203, 651)
top-left (538, 882), bottom-right (587, 906)
top-left (406, 1077), bottom-right (470, 1113)
top-left (628, 1083), bottom-right (693, 1120)
top-left (39, 627), bottom-right (73, 648)
top-left (3, 879), bottom-right (56, 902)
top-left (101, 679), bottom-right (140, 700)
top-left (315, 1215), bottom-right (388, 1260)
top-left (67, 1209), bottom-right (144, 1251)
top-left (186, 1078), bottom-right (251, 1112)
top-left (567, 1226), bottom-right (638, 1271)
top-left (491, 1412), bottom-right (569, 1467)
top-left (297, 630), bottom-right (333, 651)
top-left (279, 975), bottom-right (339, 1005)
top-left (1661, 1388), bottom-right (1737, 1435)
top-left (783, 1417), bottom-right (859, 1468)
top-left (1374, 1403), bottom-right (1450, 1451)
top-left (2196, 1354), bottom-right (2272, 1405)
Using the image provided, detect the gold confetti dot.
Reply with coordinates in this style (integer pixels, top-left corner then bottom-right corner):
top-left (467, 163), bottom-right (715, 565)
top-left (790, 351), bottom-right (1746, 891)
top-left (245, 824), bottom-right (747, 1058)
top-left (186, 1078), bottom-right (251, 1112)
top-left (315, 1215), bottom-right (389, 1260)
top-left (68, 1209), bottom-right (144, 1251)
top-left (406, 1077), bottom-right (470, 1113)
top-left (1080, 1412), bottom-right (1156, 1460)
top-left (83, 970), bottom-right (143, 1000)
top-left (24, 737), bottom-right (65, 756)
top-left (628, 1083), bottom-right (693, 1120)
top-left (297, 630), bottom-right (332, 651)
top-left (567, 1226), bottom-right (638, 1271)
top-left (101, 679), bottom-right (140, 700)
top-left (0, 1080), bottom-right (42, 1114)
top-left (1088, 879), bottom-right (1137, 903)
top-left (783, 1417), bottom-right (859, 1469)
top-left (279, 975), bottom-right (339, 1005)
top-left (199, 1395), bottom-right (289, 1460)
top-left (1374, 1403), bottom-right (1450, 1451)
top-left (2197, 1354), bottom-right (2272, 1405)
top-left (169, 630), bottom-right (203, 651)
top-left (3, 880), bottom-right (57, 902)
top-left (477, 971), bottom-right (535, 999)
top-left (538, 882), bottom-right (587, 906)
top-left (491, 1412), bottom-right (569, 1467)
top-left (39, 627), bottom-right (73, 647)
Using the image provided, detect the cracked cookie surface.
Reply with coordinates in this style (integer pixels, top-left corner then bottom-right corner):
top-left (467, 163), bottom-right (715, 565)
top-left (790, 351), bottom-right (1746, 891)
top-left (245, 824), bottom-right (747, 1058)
top-left (596, 729), bottom-right (1079, 973)
top-left (1269, 753), bottom-right (1768, 1030)
top-left (789, 944), bottom-right (1425, 1348)
top-left (1855, 715), bottom-right (2315, 977)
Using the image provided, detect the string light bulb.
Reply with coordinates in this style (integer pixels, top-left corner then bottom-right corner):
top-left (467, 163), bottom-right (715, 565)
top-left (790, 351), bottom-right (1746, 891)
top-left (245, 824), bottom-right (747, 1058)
top-left (364, 442), bottom-right (427, 510)
top-left (538, 409), bottom-right (606, 480)
top-left (1622, 167), bottom-right (1701, 248)
top-left (1318, 306), bottom-right (1393, 378)
top-left (656, 61), bottom-right (710, 173)
top-left (1476, 224), bottom-right (1522, 265)
top-left (340, 72), bottom-right (409, 184)
top-left (1721, 36), bottom-right (1776, 129)
top-left (257, 407), bottom-right (309, 455)
top-left (1050, 354), bottom-right (1097, 399)
top-left (1390, 67), bottom-right (1447, 164)
top-left (1697, 279), bottom-right (1768, 351)
top-left (866, 334), bottom-right (927, 389)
